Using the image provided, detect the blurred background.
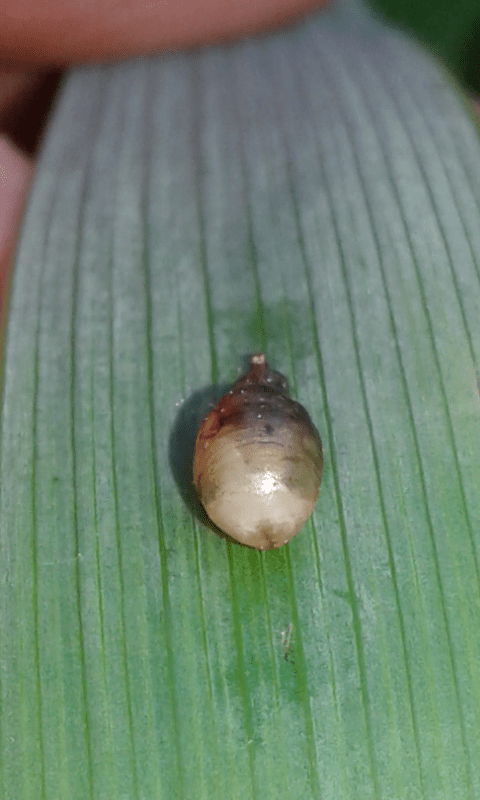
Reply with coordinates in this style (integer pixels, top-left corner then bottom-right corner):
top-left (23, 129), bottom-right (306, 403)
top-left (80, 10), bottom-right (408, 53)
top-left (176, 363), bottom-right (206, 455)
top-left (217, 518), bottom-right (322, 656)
top-left (371, 0), bottom-right (480, 93)
top-left (2, 0), bottom-right (480, 293)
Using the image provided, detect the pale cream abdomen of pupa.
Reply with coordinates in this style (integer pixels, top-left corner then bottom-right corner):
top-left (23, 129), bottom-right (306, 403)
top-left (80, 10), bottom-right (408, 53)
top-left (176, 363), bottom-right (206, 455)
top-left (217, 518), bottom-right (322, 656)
top-left (194, 419), bottom-right (321, 550)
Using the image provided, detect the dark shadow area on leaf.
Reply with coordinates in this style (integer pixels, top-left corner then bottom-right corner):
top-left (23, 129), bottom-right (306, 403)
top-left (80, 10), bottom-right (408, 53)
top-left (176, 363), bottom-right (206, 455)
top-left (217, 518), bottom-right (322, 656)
top-left (168, 355), bottom-right (271, 550)
top-left (169, 380), bottom-right (245, 547)
top-left (169, 382), bottom-right (226, 520)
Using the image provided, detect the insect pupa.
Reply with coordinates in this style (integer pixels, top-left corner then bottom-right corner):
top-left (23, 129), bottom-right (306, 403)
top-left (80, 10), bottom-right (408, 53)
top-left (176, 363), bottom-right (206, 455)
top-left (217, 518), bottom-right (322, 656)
top-left (193, 354), bottom-right (323, 549)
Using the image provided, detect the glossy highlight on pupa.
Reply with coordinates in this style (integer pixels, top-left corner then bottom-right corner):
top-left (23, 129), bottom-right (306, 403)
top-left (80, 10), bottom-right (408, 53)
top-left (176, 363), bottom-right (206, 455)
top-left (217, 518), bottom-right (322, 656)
top-left (193, 354), bottom-right (323, 549)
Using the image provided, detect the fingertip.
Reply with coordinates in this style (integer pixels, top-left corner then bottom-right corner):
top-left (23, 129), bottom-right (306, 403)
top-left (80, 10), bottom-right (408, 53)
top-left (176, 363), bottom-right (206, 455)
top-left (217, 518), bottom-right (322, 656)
top-left (1, 0), bottom-right (328, 65)
top-left (0, 135), bottom-right (34, 309)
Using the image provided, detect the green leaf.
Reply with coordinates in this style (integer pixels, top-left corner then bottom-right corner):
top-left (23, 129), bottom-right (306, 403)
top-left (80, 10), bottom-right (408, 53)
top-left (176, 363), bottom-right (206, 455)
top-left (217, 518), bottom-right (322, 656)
top-left (2, 5), bottom-right (480, 799)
